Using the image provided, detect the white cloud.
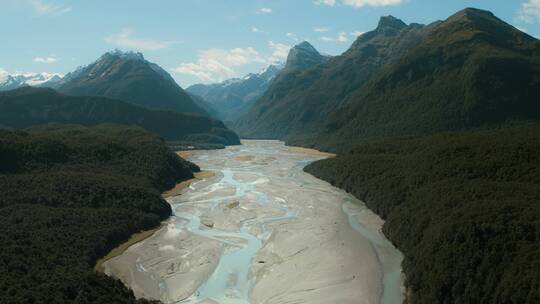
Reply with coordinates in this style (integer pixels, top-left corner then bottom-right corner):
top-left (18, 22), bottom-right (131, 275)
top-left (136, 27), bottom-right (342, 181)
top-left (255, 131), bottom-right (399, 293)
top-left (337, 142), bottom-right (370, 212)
top-left (343, 0), bottom-right (402, 8)
top-left (28, 0), bottom-right (71, 17)
top-left (286, 32), bottom-right (300, 42)
top-left (315, 0), bottom-right (402, 8)
top-left (315, 0), bottom-right (337, 6)
top-left (518, 0), bottom-right (540, 23)
top-left (314, 27), bottom-right (331, 32)
top-left (172, 47), bottom-right (266, 82)
top-left (252, 27), bottom-right (261, 33)
top-left (268, 41), bottom-right (291, 63)
top-left (33, 56), bottom-right (57, 64)
top-left (321, 31), bottom-right (349, 42)
top-left (0, 68), bottom-right (8, 83)
top-left (258, 7), bottom-right (272, 14)
top-left (105, 28), bottom-right (176, 51)
top-left (351, 31), bottom-right (366, 37)
top-left (173, 42), bottom-right (290, 82)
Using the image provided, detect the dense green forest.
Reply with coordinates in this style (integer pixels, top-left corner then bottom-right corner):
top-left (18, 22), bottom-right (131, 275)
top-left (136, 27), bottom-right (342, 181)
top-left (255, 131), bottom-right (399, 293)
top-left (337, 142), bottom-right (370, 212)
top-left (235, 8), bottom-right (540, 152)
top-left (305, 126), bottom-right (540, 304)
top-left (0, 87), bottom-right (240, 146)
top-left (0, 124), bottom-right (197, 304)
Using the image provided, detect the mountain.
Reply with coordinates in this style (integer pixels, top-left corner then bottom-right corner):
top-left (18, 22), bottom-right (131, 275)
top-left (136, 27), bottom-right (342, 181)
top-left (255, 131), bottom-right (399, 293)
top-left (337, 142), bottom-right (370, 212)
top-left (0, 87), bottom-right (240, 146)
top-left (58, 50), bottom-right (207, 115)
top-left (314, 8), bottom-right (540, 150)
top-left (236, 9), bottom-right (540, 150)
top-left (0, 72), bottom-right (63, 91)
top-left (187, 92), bottom-right (221, 118)
top-left (284, 41), bottom-right (329, 71)
top-left (186, 63), bottom-right (283, 121)
top-left (305, 125), bottom-right (540, 304)
top-left (233, 23), bottom-right (429, 140)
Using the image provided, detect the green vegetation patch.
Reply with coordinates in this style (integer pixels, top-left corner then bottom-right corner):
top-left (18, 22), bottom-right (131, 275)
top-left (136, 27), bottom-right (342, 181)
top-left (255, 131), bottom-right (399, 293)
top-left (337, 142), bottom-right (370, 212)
top-left (305, 126), bottom-right (540, 304)
top-left (0, 124), bottom-right (197, 304)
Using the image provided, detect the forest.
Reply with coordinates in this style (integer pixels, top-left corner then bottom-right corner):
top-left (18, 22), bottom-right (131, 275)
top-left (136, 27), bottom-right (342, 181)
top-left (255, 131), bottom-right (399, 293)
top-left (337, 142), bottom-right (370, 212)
top-left (0, 124), bottom-right (198, 304)
top-left (305, 125), bottom-right (540, 304)
top-left (0, 87), bottom-right (240, 146)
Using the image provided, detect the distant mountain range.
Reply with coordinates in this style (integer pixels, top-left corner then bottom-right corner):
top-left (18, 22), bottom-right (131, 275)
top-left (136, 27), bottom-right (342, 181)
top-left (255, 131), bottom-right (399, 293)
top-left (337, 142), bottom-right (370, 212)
top-left (0, 72), bottom-right (63, 91)
top-left (235, 8), bottom-right (540, 151)
top-left (0, 87), bottom-right (240, 146)
top-left (57, 50), bottom-right (207, 115)
top-left (186, 63), bottom-right (283, 121)
top-left (233, 40), bottom-right (336, 138)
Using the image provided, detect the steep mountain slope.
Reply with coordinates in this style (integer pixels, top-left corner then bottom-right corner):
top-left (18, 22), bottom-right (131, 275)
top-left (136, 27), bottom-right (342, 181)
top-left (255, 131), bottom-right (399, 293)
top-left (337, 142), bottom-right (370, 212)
top-left (235, 21), bottom-right (430, 140)
top-left (314, 8), bottom-right (540, 151)
top-left (58, 50), bottom-right (206, 115)
top-left (0, 72), bottom-right (63, 91)
top-left (186, 64), bottom-right (283, 121)
top-left (283, 41), bottom-right (329, 71)
top-left (0, 87), bottom-right (240, 146)
top-left (305, 125), bottom-right (540, 304)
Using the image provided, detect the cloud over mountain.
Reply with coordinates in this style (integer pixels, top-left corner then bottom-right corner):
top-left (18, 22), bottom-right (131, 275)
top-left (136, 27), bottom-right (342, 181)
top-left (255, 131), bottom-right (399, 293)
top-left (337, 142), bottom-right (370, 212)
top-left (106, 28), bottom-right (177, 51)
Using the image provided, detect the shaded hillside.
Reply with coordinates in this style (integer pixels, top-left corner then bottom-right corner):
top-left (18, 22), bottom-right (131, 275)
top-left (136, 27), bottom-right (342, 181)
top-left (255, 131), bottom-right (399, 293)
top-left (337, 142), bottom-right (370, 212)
top-left (237, 9), bottom-right (540, 150)
top-left (187, 64), bottom-right (282, 121)
top-left (0, 87), bottom-right (240, 146)
top-left (58, 50), bottom-right (206, 115)
top-left (314, 8), bottom-right (540, 151)
top-left (235, 21), bottom-right (431, 140)
top-left (0, 124), bottom-right (196, 304)
top-left (305, 126), bottom-right (540, 304)
top-left (188, 92), bottom-right (220, 118)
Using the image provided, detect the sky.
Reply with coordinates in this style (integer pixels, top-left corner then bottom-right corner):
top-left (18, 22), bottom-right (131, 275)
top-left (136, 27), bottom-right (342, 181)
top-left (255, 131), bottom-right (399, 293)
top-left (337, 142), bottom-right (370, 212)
top-left (0, 0), bottom-right (539, 87)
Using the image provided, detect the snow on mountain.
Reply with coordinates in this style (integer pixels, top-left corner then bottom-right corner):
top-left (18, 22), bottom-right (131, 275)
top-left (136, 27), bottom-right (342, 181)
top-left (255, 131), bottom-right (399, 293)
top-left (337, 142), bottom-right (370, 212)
top-left (0, 72), bottom-right (64, 91)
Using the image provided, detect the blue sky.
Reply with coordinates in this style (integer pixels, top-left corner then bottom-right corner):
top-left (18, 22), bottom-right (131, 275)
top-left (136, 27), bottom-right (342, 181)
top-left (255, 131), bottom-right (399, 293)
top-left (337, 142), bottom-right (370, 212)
top-left (0, 0), bottom-right (538, 87)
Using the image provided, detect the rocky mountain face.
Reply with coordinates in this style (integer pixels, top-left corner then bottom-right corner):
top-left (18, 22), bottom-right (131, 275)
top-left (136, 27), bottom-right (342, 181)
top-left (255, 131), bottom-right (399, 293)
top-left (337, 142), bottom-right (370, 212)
top-left (235, 9), bottom-right (540, 151)
top-left (0, 87), bottom-right (240, 146)
top-left (234, 22), bottom-right (429, 140)
top-left (186, 63), bottom-right (283, 121)
top-left (0, 73), bottom-right (63, 91)
top-left (58, 50), bottom-right (207, 115)
top-left (314, 8), bottom-right (540, 151)
top-left (283, 41), bottom-right (329, 71)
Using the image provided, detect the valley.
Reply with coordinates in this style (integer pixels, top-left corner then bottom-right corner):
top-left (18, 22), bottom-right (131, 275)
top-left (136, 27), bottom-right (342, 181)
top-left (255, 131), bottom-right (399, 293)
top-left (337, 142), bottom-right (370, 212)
top-left (1, 3), bottom-right (539, 304)
top-left (104, 141), bottom-right (403, 304)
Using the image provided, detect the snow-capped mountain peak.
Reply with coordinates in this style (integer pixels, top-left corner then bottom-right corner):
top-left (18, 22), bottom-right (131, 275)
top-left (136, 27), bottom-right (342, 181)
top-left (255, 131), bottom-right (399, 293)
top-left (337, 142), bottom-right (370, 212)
top-left (0, 72), bottom-right (64, 91)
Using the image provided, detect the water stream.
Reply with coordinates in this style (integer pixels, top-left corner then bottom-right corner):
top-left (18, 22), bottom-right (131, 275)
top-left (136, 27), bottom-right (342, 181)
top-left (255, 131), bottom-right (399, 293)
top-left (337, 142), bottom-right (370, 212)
top-left (105, 140), bottom-right (404, 304)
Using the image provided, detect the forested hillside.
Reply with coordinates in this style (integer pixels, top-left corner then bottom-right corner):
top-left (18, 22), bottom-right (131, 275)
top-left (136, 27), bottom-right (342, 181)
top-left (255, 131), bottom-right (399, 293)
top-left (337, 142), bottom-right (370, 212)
top-left (236, 8), bottom-right (540, 150)
top-left (235, 18), bottom-right (432, 140)
top-left (0, 124), bottom-right (197, 303)
top-left (305, 126), bottom-right (540, 304)
top-left (0, 87), bottom-right (240, 146)
top-left (312, 8), bottom-right (540, 151)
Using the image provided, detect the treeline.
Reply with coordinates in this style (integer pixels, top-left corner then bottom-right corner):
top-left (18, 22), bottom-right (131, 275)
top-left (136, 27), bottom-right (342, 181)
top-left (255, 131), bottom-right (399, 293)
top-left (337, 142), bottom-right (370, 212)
top-left (0, 87), bottom-right (241, 146)
top-left (305, 126), bottom-right (540, 304)
top-left (0, 124), bottom-right (197, 304)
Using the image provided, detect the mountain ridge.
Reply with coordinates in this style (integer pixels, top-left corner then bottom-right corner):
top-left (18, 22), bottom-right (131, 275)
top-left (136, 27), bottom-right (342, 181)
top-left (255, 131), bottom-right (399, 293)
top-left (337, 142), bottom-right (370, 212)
top-left (235, 8), bottom-right (540, 151)
top-left (186, 63), bottom-right (284, 121)
top-left (234, 18), bottom-right (431, 140)
top-left (58, 50), bottom-right (207, 115)
top-left (0, 72), bottom-right (63, 91)
top-left (0, 86), bottom-right (240, 146)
